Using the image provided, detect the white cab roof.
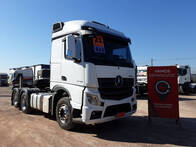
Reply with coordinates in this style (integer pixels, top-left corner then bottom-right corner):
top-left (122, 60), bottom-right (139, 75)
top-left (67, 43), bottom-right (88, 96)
top-left (52, 20), bottom-right (129, 40)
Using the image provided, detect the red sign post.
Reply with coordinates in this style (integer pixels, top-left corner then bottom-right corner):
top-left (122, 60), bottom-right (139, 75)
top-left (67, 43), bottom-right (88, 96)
top-left (147, 66), bottom-right (180, 124)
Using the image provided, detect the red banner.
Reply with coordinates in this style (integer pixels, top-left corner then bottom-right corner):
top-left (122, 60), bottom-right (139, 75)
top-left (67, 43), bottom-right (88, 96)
top-left (147, 66), bottom-right (179, 119)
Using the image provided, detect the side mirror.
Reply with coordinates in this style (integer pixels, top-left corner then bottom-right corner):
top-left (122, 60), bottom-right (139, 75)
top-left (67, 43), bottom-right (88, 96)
top-left (65, 35), bottom-right (81, 62)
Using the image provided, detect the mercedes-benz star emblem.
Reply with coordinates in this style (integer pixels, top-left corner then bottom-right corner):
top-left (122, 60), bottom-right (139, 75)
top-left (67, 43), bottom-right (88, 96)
top-left (115, 75), bottom-right (123, 87)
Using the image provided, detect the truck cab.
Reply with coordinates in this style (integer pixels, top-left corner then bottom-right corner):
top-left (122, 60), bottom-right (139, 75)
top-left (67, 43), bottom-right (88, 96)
top-left (50, 20), bottom-right (137, 125)
top-left (177, 65), bottom-right (191, 85)
top-left (11, 20), bottom-right (137, 130)
top-left (177, 65), bottom-right (193, 93)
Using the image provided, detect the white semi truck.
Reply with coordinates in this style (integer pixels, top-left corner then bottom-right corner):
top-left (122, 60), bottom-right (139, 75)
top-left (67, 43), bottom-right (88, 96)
top-left (11, 20), bottom-right (137, 130)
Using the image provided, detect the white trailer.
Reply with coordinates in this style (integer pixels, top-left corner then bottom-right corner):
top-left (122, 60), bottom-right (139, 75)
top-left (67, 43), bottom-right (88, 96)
top-left (11, 20), bottom-right (137, 130)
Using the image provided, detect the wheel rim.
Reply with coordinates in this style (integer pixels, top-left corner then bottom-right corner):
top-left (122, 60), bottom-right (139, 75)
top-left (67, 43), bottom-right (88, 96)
top-left (21, 95), bottom-right (26, 111)
top-left (58, 104), bottom-right (70, 124)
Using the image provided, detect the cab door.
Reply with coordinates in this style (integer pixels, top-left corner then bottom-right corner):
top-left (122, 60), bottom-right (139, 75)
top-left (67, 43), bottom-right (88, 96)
top-left (60, 35), bottom-right (84, 87)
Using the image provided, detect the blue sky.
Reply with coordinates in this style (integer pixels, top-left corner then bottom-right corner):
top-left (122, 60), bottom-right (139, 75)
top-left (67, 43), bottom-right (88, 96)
top-left (0, 0), bottom-right (196, 73)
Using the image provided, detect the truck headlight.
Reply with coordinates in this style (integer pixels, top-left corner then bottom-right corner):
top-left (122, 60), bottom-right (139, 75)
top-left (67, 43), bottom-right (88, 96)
top-left (87, 94), bottom-right (102, 106)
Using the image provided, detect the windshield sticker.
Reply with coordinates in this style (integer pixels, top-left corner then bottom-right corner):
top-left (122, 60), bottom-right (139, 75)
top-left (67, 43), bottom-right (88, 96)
top-left (93, 36), bottom-right (105, 54)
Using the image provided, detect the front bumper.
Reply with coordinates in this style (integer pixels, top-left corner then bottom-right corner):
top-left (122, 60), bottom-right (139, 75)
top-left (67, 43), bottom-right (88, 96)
top-left (81, 88), bottom-right (137, 124)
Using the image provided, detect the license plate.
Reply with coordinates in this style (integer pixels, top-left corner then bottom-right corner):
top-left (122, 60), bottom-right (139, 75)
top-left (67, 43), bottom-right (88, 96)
top-left (116, 112), bottom-right (125, 118)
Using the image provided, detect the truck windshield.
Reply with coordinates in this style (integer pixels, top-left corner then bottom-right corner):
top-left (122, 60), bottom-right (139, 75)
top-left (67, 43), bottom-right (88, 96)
top-left (82, 34), bottom-right (133, 67)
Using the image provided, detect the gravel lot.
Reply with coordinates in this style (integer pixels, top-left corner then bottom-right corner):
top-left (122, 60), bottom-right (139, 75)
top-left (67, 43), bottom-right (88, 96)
top-left (0, 87), bottom-right (196, 147)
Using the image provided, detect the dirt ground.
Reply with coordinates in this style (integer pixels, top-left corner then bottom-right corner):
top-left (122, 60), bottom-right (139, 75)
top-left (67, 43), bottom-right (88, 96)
top-left (0, 87), bottom-right (196, 147)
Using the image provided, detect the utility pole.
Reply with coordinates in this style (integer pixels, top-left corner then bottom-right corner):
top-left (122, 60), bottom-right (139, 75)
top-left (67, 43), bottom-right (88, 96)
top-left (151, 58), bottom-right (154, 66)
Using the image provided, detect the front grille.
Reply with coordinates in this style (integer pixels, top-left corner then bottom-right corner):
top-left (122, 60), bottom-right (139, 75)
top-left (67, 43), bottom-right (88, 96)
top-left (98, 78), bottom-right (134, 100)
top-left (104, 103), bottom-right (131, 117)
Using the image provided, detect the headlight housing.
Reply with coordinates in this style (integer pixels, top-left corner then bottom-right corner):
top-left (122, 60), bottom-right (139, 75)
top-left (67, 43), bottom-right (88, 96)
top-left (87, 94), bottom-right (102, 106)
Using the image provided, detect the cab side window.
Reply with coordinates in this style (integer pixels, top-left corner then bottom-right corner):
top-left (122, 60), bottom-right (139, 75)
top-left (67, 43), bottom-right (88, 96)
top-left (64, 36), bottom-right (81, 60)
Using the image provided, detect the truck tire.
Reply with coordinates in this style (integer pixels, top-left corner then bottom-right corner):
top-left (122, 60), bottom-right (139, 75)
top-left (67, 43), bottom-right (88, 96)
top-left (20, 91), bottom-right (32, 114)
top-left (11, 88), bottom-right (19, 107)
top-left (56, 97), bottom-right (74, 130)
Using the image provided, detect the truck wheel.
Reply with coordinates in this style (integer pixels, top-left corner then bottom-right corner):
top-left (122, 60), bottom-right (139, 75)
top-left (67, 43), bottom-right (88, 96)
top-left (56, 97), bottom-right (74, 130)
top-left (12, 88), bottom-right (19, 107)
top-left (20, 92), bottom-right (32, 114)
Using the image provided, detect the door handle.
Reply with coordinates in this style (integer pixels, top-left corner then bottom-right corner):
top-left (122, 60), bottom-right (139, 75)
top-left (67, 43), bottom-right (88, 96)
top-left (61, 76), bottom-right (67, 81)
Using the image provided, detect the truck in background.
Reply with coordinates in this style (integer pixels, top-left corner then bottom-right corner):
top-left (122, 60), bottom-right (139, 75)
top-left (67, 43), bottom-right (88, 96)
top-left (0, 73), bottom-right (9, 86)
top-left (136, 66), bottom-right (148, 95)
top-left (177, 65), bottom-right (196, 94)
top-left (136, 65), bottom-right (196, 95)
top-left (10, 64), bottom-right (50, 89)
top-left (11, 20), bottom-right (137, 130)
